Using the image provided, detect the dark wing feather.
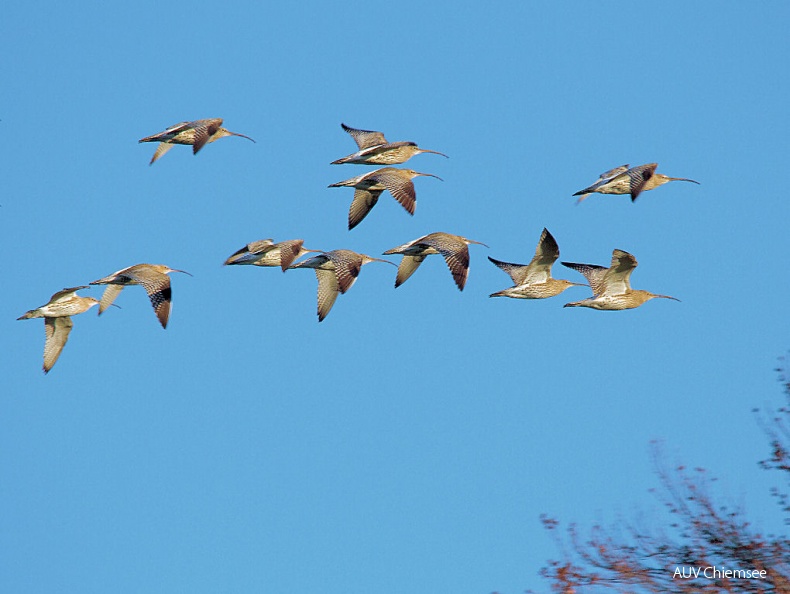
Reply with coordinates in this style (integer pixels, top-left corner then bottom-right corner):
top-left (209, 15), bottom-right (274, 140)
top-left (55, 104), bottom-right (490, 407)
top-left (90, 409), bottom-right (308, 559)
top-left (341, 123), bottom-right (387, 150)
top-left (488, 256), bottom-right (530, 285)
top-left (561, 262), bottom-right (608, 296)
top-left (627, 163), bottom-right (657, 201)
top-left (329, 252), bottom-right (362, 294)
top-left (369, 170), bottom-right (416, 215)
top-left (421, 235), bottom-right (470, 291)
top-left (191, 119), bottom-right (223, 154)
top-left (348, 189), bottom-right (382, 230)
top-left (132, 273), bottom-right (172, 328)
top-left (276, 240), bottom-right (306, 271)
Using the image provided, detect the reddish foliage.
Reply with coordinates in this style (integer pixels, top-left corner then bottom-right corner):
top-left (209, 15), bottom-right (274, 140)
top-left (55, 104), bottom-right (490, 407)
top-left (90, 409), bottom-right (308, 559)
top-left (533, 359), bottom-right (790, 593)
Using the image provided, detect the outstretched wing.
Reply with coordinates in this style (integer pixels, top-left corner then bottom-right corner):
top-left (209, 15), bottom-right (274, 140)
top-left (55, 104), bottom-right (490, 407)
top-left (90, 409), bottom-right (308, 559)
top-left (43, 316), bottom-right (73, 373)
top-left (367, 169), bottom-right (416, 215)
top-left (138, 121), bottom-right (191, 143)
top-left (348, 189), bottom-right (382, 230)
top-left (223, 239), bottom-right (275, 265)
top-left (98, 285), bottom-right (124, 315)
top-left (561, 262), bottom-right (608, 296)
top-left (627, 163), bottom-right (658, 201)
top-left (573, 164), bottom-right (629, 201)
top-left (150, 142), bottom-right (175, 165)
top-left (275, 240), bottom-right (306, 271)
top-left (192, 119), bottom-right (223, 154)
top-left (327, 252), bottom-right (362, 294)
top-left (394, 255), bottom-right (426, 288)
top-left (49, 286), bottom-right (89, 303)
top-left (603, 249), bottom-right (638, 293)
top-left (341, 123), bottom-right (387, 150)
top-left (599, 164), bottom-right (630, 182)
top-left (123, 269), bottom-right (172, 328)
top-left (420, 235), bottom-right (470, 291)
top-left (488, 257), bottom-right (530, 285)
top-left (314, 269), bottom-right (340, 322)
top-left (523, 227), bottom-right (561, 283)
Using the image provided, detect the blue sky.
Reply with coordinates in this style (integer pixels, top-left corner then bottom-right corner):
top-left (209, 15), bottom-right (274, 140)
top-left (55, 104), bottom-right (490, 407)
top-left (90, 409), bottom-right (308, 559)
top-left (2, 2), bottom-right (789, 592)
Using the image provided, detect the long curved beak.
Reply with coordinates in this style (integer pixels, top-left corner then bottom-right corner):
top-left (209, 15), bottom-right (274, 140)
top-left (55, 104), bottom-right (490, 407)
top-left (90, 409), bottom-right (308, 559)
top-left (668, 177), bottom-right (699, 184)
top-left (467, 239), bottom-right (489, 248)
top-left (416, 172), bottom-right (443, 181)
top-left (170, 268), bottom-right (193, 277)
top-left (419, 149), bottom-right (449, 159)
top-left (230, 132), bottom-right (256, 143)
top-left (655, 294), bottom-right (681, 302)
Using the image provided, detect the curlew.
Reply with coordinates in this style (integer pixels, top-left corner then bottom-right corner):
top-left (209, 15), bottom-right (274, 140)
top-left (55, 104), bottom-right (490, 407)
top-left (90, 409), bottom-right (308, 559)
top-left (224, 239), bottom-right (321, 271)
top-left (573, 163), bottom-right (699, 203)
top-left (139, 118), bottom-right (255, 165)
top-left (331, 123), bottom-right (448, 165)
top-left (288, 249), bottom-right (393, 322)
top-left (329, 167), bottom-right (442, 229)
top-left (561, 249), bottom-right (679, 310)
top-left (17, 286), bottom-right (99, 374)
top-left (488, 228), bottom-right (586, 299)
top-left (90, 264), bottom-right (191, 328)
top-left (383, 232), bottom-right (488, 291)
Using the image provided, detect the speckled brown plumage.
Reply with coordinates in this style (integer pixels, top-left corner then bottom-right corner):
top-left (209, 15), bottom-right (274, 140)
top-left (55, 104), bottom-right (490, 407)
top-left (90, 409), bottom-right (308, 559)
top-left (562, 249), bottom-right (679, 310)
top-left (224, 239), bottom-right (320, 271)
top-left (139, 118), bottom-right (255, 164)
top-left (573, 163), bottom-right (699, 202)
top-left (288, 249), bottom-right (393, 321)
top-left (17, 286), bottom-right (99, 373)
top-left (329, 167), bottom-right (442, 229)
top-left (488, 228), bottom-right (585, 299)
top-left (90, 264), bottom-right (191, 328)
top-left (331, 123), bottom-right (448, 165)
top-left (383, 232), bottom-right (487, 291)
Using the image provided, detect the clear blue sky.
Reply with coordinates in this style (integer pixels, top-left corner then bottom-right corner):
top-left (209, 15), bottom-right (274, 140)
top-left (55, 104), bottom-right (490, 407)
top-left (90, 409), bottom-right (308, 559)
top-left (2, 2), bottom-right (788, 592)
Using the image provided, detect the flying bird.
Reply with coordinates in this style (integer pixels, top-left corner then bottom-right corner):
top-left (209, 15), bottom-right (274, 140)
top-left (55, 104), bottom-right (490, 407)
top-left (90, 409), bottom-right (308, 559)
top-left (383, 232), bottom-right (488, 291)
top-left (488, 228), bottom-right (586, 299)
top-left (224, 239), bottom-right (320, 271)
top-left (573, 163), bottom-right (699, 203)
top-left (139, 118), bottom-right (255, 165)
top-left (17, 286), bottom-right (100, 374)
top-left (329, 167), bottom-right (442, 229)
top-left (288, 249), bottom-right (393, 321)
top-left (90, 264), bottom-right (191, 328)
top-left (331, 123), bottom-right (448, 165)
top-left (561, 249), bottom-right (679, 310)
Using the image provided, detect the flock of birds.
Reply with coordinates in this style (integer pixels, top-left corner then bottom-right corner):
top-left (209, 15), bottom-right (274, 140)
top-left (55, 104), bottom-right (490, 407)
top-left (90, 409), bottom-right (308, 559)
top-left (17, 119), bottom-right (699, 373)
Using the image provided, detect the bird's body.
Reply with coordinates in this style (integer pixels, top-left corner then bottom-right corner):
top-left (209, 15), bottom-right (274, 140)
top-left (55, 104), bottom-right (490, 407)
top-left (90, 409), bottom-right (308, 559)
top-left (573, 163), bottom-right (699, 203)
top-left (224, 239), bottom-right (319, 271)
top-left (288, 249), bottom-right (393, 321)
top-left (488, 228), bottom-right (585, 299)
top-left (329, 167), bottom-right (441, 229)
top-left (90, 264), bottom-right (190, 328)
top-left (331, 123), bottom-right (448, 165)
top-left (17, 286), bottom-right (99, 373)
top-left (139, 118), bottom-right (255, 165)
top-left (383, 232), bottom-right (487, 291)
top-left (561, 249), bottom-right (679, 310)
